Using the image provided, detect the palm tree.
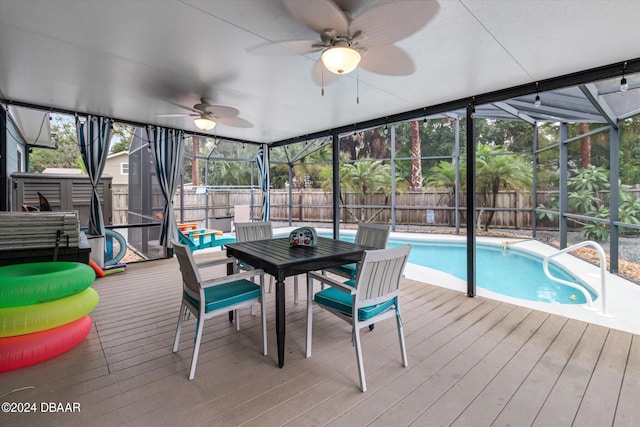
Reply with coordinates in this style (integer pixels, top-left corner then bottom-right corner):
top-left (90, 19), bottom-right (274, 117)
top-left (208, 161), bottom-right (251, 186)
top-left (476, 144), bottom-right (532, 231)
top-left (425, 160), bottom-right (463, 225)
top-left (340, 160), bottom-right (393, 222)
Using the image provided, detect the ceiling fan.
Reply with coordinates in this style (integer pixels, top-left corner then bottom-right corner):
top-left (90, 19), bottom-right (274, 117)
top-left (257, 0), bottom-right (439, 84)
top-left (159, 98), bottom-right (252, 131)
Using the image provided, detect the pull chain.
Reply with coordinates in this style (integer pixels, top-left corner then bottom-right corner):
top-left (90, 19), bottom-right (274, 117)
top-left (356, 68), bottom-right (360, 104)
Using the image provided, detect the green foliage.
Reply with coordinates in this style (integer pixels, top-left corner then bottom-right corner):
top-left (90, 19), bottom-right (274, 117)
top-left (422, 143), bottom-right (533, 230)
top-left (340, 160), bottom-right (390, 196)
top-left (580, 206), bottom-right (610, 242)
top-left (620, 116), bottom-right (640, 184)
top-left (475, 119), bottom-right (533, 153)
top-left (537, 164), bottom-right (640, 241)
top-left (568, 189), bottom-right (600, 213)
top-left (28, 117), bottom-right (81, 172)
top-left (109, 123), bottom-right (135, 154)
top-left (475, 143), bottom-right (532, 230)
top-left (339, 160), bottom-right (399, 222)
top-left (425, 160), bottom-right (459, 191)
top-left (536, 204), bottom-right (557, 224)
top-left (567, 165), bottom-right (608, 193)
top-left (28, 116), bottom-right (133, 172)
top-left (74, 157), bottom-right (87, 173)
top-left (270, 139), bottom-right (332, 190)
top-left (618, 187), bottom-right (640, 233)
top-left (207, 161), bottom-right (252, 186)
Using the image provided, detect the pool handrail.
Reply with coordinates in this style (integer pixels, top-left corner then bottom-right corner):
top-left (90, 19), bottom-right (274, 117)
top-left (542, 240), bottom-right (611, 317)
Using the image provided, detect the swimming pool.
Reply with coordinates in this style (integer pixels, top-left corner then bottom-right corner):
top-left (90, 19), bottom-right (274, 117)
top-left (314, 231), bottom-right (597, 305)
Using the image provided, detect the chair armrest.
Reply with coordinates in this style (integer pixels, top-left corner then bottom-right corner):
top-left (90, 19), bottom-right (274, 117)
top-left (201, 269), bottom-right (266, 289)
top-left (195, 257), bottom-right (237, 269)
top-left (308, 271), bottom-right (356, 295)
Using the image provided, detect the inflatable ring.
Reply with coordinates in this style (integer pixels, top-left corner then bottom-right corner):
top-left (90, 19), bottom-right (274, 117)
top-left (0, 288), bottom-right (99, 337)
top-left (0, 262), bottom-right (96, 308)
top-left (105, 229), bottom-right (127, 267)
top-left (0, 315), bottom-right (92, 372)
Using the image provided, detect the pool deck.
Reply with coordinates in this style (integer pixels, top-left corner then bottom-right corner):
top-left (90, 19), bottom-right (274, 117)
top-left (1, 248), bottom-right (639, 426)
top-left (393, 232), bottom-right (640, 337)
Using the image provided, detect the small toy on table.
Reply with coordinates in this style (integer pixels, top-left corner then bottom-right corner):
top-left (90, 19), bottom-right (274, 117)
top-left (289, 227), bottom-right (317, 247)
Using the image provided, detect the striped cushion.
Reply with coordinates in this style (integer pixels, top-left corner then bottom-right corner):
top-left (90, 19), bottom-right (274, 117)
top-left (184, 280), bottom-right (260, 313)
top-left (314, 287), bottom-right (395, 321)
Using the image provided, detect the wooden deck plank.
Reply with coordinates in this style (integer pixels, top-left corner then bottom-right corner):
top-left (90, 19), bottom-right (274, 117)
top-left (1, 255), bottom-right (638, 427)
top-left (364, 308), bottom-right (547, 427)
top-left (449, 315), bottom-right (568, 426)
top-left (532, 323), bottom-right (609, 426)
top-left (156, 281), bottom-right (454, 426)
top-left (489, 318), bottom-right (588, 426)
top-left (236, 290), bottom-right (483, 426)
top-left (311, 301), bottom-right (515, 427)
top-left (573, 328), bottom-right (632, 426)
top-left (615, 335), bottom-right (640, 426)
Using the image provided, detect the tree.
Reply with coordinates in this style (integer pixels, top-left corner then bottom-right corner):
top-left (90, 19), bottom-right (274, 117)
top-left (108, 123), bottom-right (135, 154)
top-left (28, 117), bottom-right (81, 172)
top-left (620, 115), bottom-right (640, 185)
top-left (208, 161), bottom-right (251, 186)
top-left (475, 118), bottom-right (533, 153)
top-left (579, 122), bottom-right (591, 168)
top-left (410, 120), bottom-right (423, 190)
top-left (339, 160), bottom-right (400, 222)
top-left (475, 143), bottom-right (532, 231)
top-left (425, 160), bottom-right (463, 225)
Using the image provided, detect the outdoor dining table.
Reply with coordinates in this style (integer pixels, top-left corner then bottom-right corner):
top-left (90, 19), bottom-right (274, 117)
top-left (225, 236), bottom-right (370, 368)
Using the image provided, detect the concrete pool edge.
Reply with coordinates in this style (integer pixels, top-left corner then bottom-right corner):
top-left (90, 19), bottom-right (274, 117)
top-left (298, 228), bottom-right (640, 336)
top-left (389, 232), bottom-right (640, 336)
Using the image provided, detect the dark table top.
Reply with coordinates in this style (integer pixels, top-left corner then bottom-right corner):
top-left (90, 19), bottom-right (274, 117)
top-left (226, 237), bottom-right (368, 281)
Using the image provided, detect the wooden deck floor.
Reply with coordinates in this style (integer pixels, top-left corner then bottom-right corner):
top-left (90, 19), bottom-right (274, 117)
top-left (2, 251), bottom-right (639, 426)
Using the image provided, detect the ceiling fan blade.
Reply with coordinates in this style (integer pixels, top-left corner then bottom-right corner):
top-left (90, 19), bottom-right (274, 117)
top-left (163, 100), bottom-right (199, 114)
top-left (194, 104), bottom-right (239, 118)
top-left (282, 0), bottom-right (348, 36)
top-left (247, 39), bottom-right (323, 56)
top-left (311, 59), bottom-right (343, 87)
top-left (216, 117), bottom-right (253, 129)
top-left (351, 0), bottom-right (439, 47)
top-left (156, 113), bottom-right (190, 118)
top-left (359, 45), bottom-right (415, 76)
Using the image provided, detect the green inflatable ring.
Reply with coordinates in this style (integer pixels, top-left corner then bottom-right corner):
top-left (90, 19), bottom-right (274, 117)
top-left (0, 288), bottom-right (99, 337)
top-left (0, 262), bottom-right (96, 308)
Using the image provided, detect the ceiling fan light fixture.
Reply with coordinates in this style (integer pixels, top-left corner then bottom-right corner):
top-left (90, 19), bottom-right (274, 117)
top-left (194, 115), bottom-right (216, 131)
top-left (321, 45), bottom-right (361, 75)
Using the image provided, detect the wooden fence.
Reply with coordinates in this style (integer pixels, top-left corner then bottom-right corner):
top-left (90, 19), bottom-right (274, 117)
top-left (110, 188), bottom-right (562, 229)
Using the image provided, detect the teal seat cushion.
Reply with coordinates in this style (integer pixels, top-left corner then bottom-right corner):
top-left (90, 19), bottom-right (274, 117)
top-left (328, 263), bottom-right (357, 278)
top-left (184, 279), bottom-right (260, 313)
top-left (314, 287), bottom-right (395, 321)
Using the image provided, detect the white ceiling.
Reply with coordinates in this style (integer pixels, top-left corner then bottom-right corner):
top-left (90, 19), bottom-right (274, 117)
top-left (1, 0), bottom-right (640, 144)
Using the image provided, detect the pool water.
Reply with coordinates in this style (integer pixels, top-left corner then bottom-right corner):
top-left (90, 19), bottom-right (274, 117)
top-left (321, 232), bottom-right (597, 305)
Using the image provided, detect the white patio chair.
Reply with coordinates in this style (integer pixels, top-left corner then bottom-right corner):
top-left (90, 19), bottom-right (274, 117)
top-left (232, 205), bottom-right (251, 231)
top-left (171, 241), bottom-right (267, 380)
top-left (306, 244), bottom-right (411, 392)
top-left (235, 221), bottom-right (300, 304)
top-left (323, 222), bottom-right (391, 280)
